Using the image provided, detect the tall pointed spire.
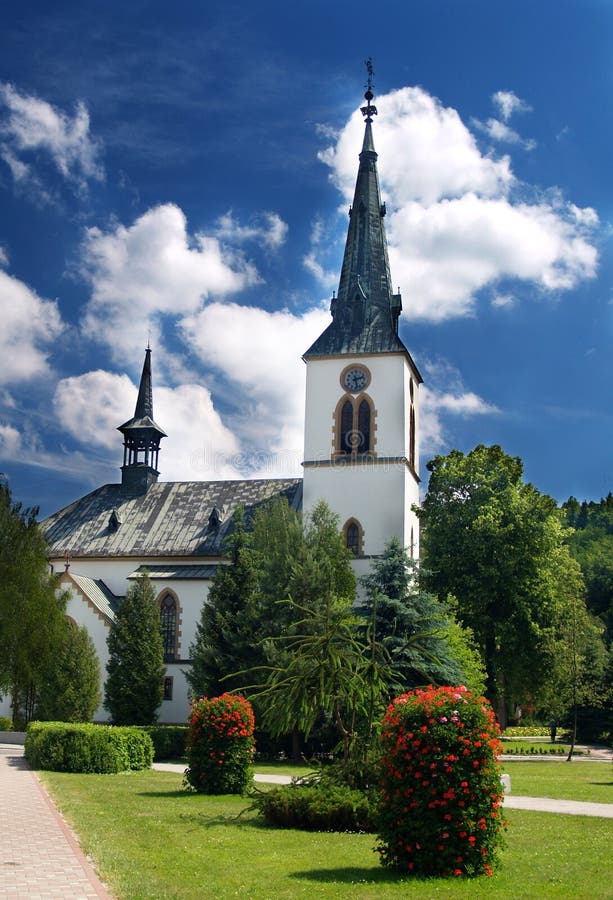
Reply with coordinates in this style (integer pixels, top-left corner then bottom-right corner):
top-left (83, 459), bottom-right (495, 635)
top-left (304, 62), bottom-right (406, 358)
top-left (118, 346), bottom-right (167, 492)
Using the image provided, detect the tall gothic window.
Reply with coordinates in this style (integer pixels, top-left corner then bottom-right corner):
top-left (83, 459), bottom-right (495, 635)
top-left (336, 395), bottom-right (374, 456)
top-left (344, 519), bottom-right (363, 556)
top-left (160, 593), bottom-right (178, 662)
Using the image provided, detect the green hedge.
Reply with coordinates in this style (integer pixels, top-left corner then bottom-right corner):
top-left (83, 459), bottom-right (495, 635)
top-left (137, 725), bottom-right (187, 760)
top-left (0, 716), bottom-right (13, 731)
top-left (252, 784), bottom-right (376, 832)
top-left (25, 722), bottom-right (154, 773)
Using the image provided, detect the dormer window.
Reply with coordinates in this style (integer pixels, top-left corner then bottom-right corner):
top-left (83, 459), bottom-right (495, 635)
top-left (208, 506), bottom-right (222, 529)
top-left (108, 509), bottom-right (121, 532)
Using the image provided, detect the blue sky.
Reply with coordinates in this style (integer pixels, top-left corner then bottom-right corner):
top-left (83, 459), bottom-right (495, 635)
top-left (1, 0), bottom-right (612, 517)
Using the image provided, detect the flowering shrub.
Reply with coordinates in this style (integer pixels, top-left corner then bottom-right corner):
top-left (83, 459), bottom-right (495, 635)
top-left (184, 694), bottom-right (255, 794)
top-left (377, 685), bottom-right (507, 878)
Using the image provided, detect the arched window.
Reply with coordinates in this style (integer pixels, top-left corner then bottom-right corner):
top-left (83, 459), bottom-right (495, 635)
top-left (409, 404), bottom-right (415, 469)
top-left (340, 399), bottom-right (354, 455)
top-left (335, 395), bottom-right (375, 457)
top-left (358, 400), bottom-right (371, 453)
top-left (160, 593), bottom-right (178, 662)
top-left (343, 518), bottom-right (363, 556)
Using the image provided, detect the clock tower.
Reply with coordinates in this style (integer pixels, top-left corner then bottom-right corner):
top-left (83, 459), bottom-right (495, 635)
top-left (302, 76), bottom-right (422, 573)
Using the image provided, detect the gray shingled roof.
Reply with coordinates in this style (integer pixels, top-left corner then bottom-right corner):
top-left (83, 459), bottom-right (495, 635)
top-left (128, 564), bottom-right (220, 579)
top-left (43, 478), bottom-right (302, 559)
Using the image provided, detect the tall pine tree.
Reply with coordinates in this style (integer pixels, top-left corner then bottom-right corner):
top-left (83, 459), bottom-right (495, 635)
top-left (104, 572), bottom-right (164, 724)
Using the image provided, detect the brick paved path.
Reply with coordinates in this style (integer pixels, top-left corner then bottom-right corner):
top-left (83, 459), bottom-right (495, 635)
top-left (0, 745), bottom-right (112, 899)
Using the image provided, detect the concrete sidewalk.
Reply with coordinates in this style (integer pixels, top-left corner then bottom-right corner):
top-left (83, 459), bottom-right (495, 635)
top-left (153, 761), bottom-right (613, 817)
top-left (0, 744), bottom-right (112, 899)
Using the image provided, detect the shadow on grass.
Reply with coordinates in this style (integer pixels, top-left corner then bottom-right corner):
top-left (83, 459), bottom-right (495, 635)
top-left (288, 866), bottom-right (415, 886)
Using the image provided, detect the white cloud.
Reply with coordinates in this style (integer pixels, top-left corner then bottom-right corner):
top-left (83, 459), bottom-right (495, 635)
top-left (420, 383), bottom-right (499, 457)
top-left (80, 203), bottom-right (261, 364)
top-left (0, 269), bottom-right (64, 384)
top-left (492, 90), bottom-right (531, 122)
top-left (53, 369), bottom-right (242, 481)
top-left (317, 86), bottom-right (598, 322)
top-left (320, 86), bottom-right (513, 206)
top-left (215, 210), bottom-right (288, 249)
top-left (0, 245), bottom-right (8, 267)
top-left (0, 83), bottom-right (103, 191)
top-left (472, 117), bottom-right (536, 151)
top-left (181, 301), bottom-right (330, 475)
top-left (0, 422), bottom-right (21, 457)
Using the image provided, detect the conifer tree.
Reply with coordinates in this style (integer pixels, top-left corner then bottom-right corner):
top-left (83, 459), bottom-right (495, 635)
top-left (104, 572), bottom-right (164, 724)
top-left (359, 537), bottom-right (464, 697)
top-left (187, 509), bottom-right (259, 698)
top-left (38, 621), bottom-right (101, 722)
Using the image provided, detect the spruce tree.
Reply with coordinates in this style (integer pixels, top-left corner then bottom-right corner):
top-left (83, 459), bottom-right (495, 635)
top-left (38, 621), bottom-right (101, 722)
top-left (359, 536), bottom-right (464, 696)
top-left (187, 509), bottom-right (259, 698)
top-left (104, 572), bottom-right (164, 724)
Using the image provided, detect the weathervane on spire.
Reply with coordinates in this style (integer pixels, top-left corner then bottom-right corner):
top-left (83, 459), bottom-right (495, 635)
top-left (361, 57), bottom-right (377, 122)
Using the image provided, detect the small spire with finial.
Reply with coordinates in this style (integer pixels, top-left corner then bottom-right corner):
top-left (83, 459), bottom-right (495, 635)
top-left (360, 57), bottom-right (378, 122)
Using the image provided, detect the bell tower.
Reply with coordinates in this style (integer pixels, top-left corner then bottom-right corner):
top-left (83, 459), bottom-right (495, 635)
top-left (118, 346), bottom-right (167, 492)
top-left (302, 65), bottom-right (422, 571)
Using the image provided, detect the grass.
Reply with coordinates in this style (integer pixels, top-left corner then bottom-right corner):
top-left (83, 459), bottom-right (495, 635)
top-left (40, 765), bottom-right (613, 900)
top-left (503, 760), bottom-right (612, 802)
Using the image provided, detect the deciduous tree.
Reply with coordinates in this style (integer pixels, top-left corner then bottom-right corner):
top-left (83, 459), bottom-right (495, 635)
top-left (0, 486), bottom-right (66, 726)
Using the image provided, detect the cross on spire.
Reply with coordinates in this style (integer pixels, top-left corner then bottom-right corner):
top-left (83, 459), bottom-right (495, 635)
top-left (360, 57), bottom-right (377, 122)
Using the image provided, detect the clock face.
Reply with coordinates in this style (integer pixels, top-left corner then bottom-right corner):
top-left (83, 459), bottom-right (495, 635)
top-left (342, 366), bottom-right (370, 393)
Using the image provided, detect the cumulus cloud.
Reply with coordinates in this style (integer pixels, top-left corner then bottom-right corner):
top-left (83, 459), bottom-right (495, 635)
top-left (215, 210), bottom-right (288, 249)
top-left (181, 301), bottom-right (330, 475)
top-left (0, 269), bottom-right (64, 384)
top-left (0, 83), bottom-right (103, 192)
top-left (53, 369), bottom-right (242, 481)
top-left (318, 86), bottom-right (598, 321)
top-left (79, 203), bottom-right (261, 364)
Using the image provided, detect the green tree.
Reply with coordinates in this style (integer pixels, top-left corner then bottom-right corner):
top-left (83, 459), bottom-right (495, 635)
top-left (37, 620), bottom-right (101, 722)
top-left (0, 486), bottom-right (67, 726)
top-left (417, 445), bottom-right (584, 726)
top-left (359, 537), bottom-right (465, 697)
top-left (104, 572), bottom-right (164, 725)
top-left (187, 508), bottom-right (260, 698)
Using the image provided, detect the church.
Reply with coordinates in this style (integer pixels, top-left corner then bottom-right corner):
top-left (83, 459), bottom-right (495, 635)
top-left (34, 84), bottom-right (422, 723)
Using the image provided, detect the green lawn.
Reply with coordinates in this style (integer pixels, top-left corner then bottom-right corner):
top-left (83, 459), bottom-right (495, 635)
top-left (40, 765), bottom-right (613, 900)
top-left (503, 760), bottom-right (612, 802)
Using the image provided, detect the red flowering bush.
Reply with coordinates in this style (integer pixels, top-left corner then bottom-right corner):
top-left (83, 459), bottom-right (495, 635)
top-left (184, 694), bottom-right (255, 794)
top-left (377, 685), bottom-right (507, 878)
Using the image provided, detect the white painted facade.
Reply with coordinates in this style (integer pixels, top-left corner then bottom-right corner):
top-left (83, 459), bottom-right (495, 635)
top-left (303, 350), bottom-right (420, 567)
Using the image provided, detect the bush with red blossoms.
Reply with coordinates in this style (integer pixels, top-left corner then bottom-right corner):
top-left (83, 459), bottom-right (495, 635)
top-left (184, 694), bottom-right (255, 794)
top-left (377, 685), bottom-right (507, 878)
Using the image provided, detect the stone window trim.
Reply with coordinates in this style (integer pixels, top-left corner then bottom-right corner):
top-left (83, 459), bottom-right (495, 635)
top-left (343, 517), bottom-right (364, 556)
top-left (332, 392), bottom-right (377, 458)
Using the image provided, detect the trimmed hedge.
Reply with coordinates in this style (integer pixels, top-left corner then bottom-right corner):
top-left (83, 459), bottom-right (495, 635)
top-left (0, 716), bottom-right (13, 731)
top-left (138, 725), bottom-right (187, 760)
top-left (25, 722), bottom-right (154, 773)
top-left (253, 783), bottom-right (376, 832)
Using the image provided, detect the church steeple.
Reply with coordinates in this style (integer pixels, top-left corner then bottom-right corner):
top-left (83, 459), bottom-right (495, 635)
top-left (118, 346), bottom-right (167, 492)
top-left (304, 68), bottom-right (406, 358)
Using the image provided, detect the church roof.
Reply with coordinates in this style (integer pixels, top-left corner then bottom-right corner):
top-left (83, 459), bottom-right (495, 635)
top-left (64, 573), bottom-right (119, 623)
top-left (42, 478), bottom-right (302, 559)
top-left (304, 87), bottom-right (412, 361)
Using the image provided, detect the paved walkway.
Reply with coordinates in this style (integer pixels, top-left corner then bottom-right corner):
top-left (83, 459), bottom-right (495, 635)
top-left (0, 744), bottom-right (112, 899)
top-left (1, 744), bottom-right (611, 900)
